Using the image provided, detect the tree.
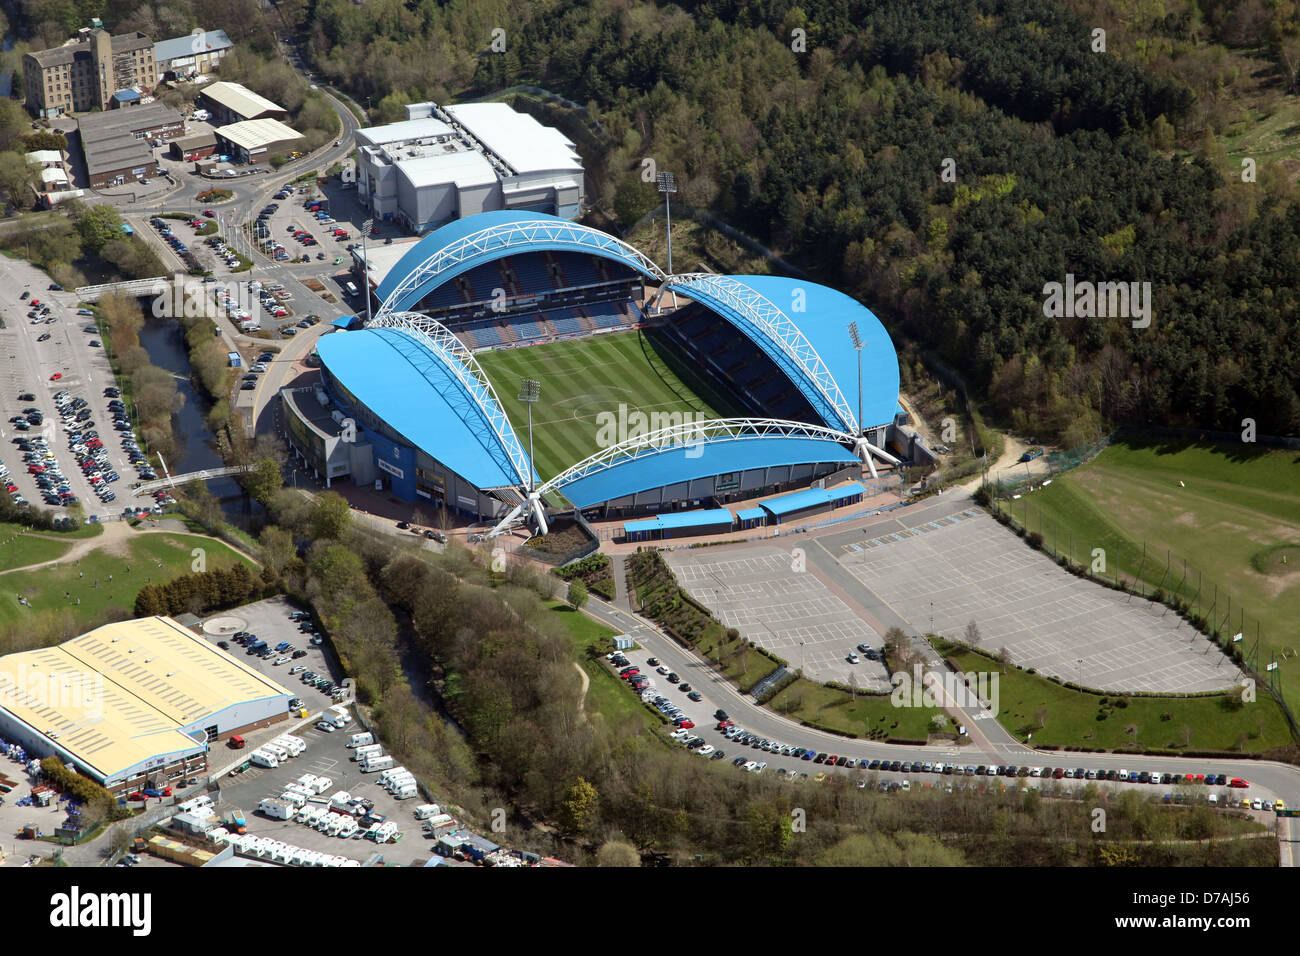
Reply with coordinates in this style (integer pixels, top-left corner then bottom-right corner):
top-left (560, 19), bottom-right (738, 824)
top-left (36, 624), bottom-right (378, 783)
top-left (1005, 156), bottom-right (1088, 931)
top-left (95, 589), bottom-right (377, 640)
top-left (243, 457), bottom-right (283, 507)
top-left (1034, 706), bottom-right (1049, 729)
top-left (310, 491), bottom-right (352, 539)
top-left (559, 777), bottom-right (598, 834)
top-left (595, 840), bottom-right (641, 867)
top-left (75, 204), bottom-right (126, 255)
top-left (566, 579), bottom-right (589, 610)
top-left (964, 619), bottom-right (981, 646)
top-left (0, 152), bottom-right (37, 209)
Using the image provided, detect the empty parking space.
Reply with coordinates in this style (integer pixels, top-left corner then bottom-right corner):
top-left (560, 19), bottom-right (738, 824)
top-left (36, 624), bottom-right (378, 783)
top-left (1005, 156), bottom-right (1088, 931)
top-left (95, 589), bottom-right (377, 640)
top-left (837, 513), bottom-right (1241, 693)
top-left (666, 547), bottom-right (890, 688)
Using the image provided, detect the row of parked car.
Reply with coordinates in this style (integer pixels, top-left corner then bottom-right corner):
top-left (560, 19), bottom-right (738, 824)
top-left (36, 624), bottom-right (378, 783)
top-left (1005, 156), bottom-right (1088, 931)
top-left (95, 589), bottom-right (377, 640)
top-left (148, 217), bottom-right (201, 271)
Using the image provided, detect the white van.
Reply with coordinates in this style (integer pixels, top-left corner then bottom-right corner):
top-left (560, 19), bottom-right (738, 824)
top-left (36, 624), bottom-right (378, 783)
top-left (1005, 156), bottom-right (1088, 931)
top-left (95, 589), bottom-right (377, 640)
top-left (348, 732), bottom-right (374, 749)
top-left (344, 281), bottom-right (359, 297)
top-left (249, 749), bottom-right (279, 769)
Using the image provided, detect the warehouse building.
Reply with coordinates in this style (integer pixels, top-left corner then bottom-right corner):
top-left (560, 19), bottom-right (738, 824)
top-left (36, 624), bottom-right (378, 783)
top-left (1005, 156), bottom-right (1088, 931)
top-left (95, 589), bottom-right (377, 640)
top-left (200, 81), bottom-right (288, 126)
top-left (170, 129), bottom-right (217, 161)
top-left (78, 102), bottom-right (184, 187)
top-left (0, 616), bottom-right (292, 795)
top-left (215, 117), bottom-right (305, 165)
top-left (355, 100), bottom-right (584, 234)
top-left (154, 28), bottom-right (232, 80)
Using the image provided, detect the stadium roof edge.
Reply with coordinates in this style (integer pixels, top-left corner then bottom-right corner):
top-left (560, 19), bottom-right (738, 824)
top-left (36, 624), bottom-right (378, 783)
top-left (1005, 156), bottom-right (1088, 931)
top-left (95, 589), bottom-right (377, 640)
top-left (373, 211), bottom-right (663, 315)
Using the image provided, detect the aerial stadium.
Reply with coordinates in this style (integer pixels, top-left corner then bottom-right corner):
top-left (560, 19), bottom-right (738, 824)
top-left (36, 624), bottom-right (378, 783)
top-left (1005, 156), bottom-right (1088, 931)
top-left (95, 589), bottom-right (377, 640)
top-left (282, 210), bottom-right (905, 539)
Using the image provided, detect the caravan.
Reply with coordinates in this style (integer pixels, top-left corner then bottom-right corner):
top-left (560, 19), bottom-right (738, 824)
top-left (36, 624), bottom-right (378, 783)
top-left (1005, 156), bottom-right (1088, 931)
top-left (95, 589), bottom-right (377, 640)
top-left (360, 754), bottom-right (394, 773)
top-left (347, 732), bottom-right (374, 749)
top-left (263, 742), bottom-right (290, 763)
top-left (413, 804), bottom-right (442, 820)
top-left (249, 749), bottom-right (279, 769)
top-left (352, 743), bottom-right (382, 762)
top-left (393, 782), bottom-right (418, 800)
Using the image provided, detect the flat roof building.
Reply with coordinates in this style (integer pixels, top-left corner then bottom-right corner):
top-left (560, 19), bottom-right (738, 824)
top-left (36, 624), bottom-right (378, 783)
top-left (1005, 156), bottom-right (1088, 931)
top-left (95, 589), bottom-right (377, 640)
top-left (215, 117), bottom-right (305, 164)
top-left (200, 81), bottom-right (289, 126)
top-left (0, 616), bottom-right (292, 794)
top-left (356, 100), bottom-right (584, 234)
top-left (78, 102), bottom-right (182, 187)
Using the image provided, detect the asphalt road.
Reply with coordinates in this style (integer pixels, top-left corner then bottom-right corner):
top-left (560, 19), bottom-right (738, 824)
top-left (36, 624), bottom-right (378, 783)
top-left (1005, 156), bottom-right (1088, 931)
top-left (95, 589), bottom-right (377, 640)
top-left (581, 593), bottom-right (1300, 816)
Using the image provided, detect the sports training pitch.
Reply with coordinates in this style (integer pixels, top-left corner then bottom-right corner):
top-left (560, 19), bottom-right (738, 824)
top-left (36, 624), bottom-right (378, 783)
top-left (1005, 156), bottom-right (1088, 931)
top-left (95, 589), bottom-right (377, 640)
top-left (478, 328), bottom-right (745, 481)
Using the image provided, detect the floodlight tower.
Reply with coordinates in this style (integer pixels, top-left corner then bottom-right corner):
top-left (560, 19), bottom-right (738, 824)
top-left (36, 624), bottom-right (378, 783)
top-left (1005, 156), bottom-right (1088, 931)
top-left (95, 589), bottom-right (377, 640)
top-left (360, 218), bottom-right (374, 326)
top-left (519, 378), bottom-right (546, 533)
top-left (847, 321), bottom-right (864, 436)
top-left (656, 171), bottom-right (677, 275)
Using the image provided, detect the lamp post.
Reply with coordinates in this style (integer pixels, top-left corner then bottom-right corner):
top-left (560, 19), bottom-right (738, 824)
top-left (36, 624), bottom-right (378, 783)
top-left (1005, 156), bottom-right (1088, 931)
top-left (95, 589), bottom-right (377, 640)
top-left (519, 378), bottom-right (541, 499)
top-left (656, 171), bottom-right (676, 275)
top-left (847, 321), bottom-right (863, 437)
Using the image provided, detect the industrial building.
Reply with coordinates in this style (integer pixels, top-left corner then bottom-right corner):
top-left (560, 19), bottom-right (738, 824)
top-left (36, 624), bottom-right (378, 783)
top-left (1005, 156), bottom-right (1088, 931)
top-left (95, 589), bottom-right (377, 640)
top-left (154, 28), bottom-right (232, 79)
top-left (200, 81), bottom-right (288, 126)
top-left (77, 102), bottom-right (183, 187)
top-left (215, 118), bottom-right (305, 164)
top-left (0, 616), bottom-right (292, 795)
top-left (23, 26), bottom-right (157, 118)
top-left (355, 101), bottom-right (584, 234)
top-left (170, 129), bottom-right (217, 162)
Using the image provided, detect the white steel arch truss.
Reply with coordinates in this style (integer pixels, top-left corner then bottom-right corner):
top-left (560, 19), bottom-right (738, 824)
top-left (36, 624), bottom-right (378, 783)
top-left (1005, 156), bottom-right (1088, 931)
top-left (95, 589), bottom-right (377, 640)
top-left (367, 311), bottom-right (534, 490)
top-left (376, 219), bottom-right (666, 317)
top-left (489, 417), bottom-right (869, 537)
top-left (662, 273), bottom-right (860, 435)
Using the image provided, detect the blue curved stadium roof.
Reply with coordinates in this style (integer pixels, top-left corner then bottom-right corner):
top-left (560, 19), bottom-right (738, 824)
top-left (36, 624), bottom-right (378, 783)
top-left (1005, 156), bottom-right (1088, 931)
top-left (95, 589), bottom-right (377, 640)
top-left (374, 210), bottom-right (660, 314)
top-left (315, 326), bottom-right (536, 490)
top-left (663, 275), bottom-right (899, 434)
top-left (556, 436), bottom-right (859, 510)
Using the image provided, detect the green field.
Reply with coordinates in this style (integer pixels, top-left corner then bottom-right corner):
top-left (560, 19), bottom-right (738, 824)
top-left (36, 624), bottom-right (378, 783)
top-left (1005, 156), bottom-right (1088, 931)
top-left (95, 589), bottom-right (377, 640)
top-left (549, 601), bottom-right (660, 733)
top-left (0, 530), bottom-right (257, 629)
top-left (477, 328), bottom-right (744, 481)
top-left (999, 439), bottom-right (1300, 711)
top-left (0, 524), bottom-right (74, 572)
top-left (937, 641), bottom-right (1293, 752)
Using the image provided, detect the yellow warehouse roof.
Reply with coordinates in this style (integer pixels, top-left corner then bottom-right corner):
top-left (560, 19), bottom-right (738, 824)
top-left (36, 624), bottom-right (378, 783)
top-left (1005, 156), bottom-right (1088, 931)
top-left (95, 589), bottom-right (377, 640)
top-left (0, 616), bottom-right (290, 782)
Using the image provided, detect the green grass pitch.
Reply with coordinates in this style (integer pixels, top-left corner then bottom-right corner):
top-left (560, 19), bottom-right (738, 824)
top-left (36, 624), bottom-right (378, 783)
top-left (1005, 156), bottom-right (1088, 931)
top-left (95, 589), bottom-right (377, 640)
top-left (477, 328), bottom-right (746, 482)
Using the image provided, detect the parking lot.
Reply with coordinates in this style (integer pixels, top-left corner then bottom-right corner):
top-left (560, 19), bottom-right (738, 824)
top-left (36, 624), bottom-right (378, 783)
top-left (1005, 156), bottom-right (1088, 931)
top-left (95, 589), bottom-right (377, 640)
top-left (244, 180), bottom-right (363, 301)
top-left (194, 596), bottom-right (348, 719)
top-left (0, 263), bottom-right (162, 520)
top-left (666, 546), bottom-right (890, 689)
top-left (214, 701), bottom-right (421, 863)
top-left (837, 512), bottom-right (1241, 694)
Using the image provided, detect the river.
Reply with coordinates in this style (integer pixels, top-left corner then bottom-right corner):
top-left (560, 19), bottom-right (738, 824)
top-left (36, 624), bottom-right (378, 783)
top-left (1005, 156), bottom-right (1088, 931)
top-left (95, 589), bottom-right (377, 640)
top-left (137, 317), bottom-right (259, 527)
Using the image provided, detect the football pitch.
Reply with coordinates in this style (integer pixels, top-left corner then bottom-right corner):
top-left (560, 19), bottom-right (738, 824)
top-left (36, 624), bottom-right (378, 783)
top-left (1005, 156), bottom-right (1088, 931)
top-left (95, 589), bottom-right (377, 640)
top-left (477, 329), bottom-right (745, 481)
